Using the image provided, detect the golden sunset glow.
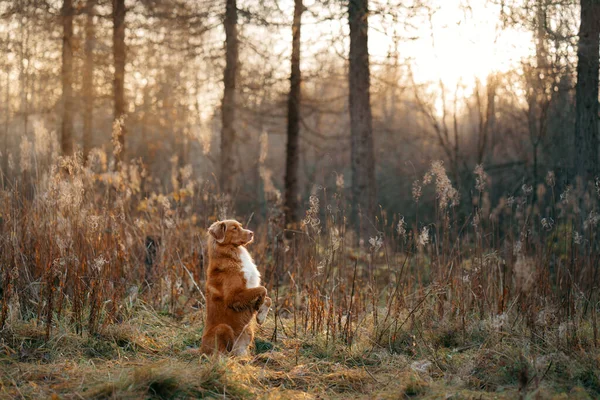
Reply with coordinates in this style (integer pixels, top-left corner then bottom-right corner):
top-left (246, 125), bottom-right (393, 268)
top-left (1, 0), bottom-right (599, 397)
top-left (296, 0), bottom-right (535, 90)
top-left (397, 1), bottom-right (533, 89)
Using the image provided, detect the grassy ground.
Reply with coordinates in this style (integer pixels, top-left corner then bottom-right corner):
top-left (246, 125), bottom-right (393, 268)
top-left (1, 305), bottom-right (598, 399)
top-left (2, 151), bottom-right (599, 398)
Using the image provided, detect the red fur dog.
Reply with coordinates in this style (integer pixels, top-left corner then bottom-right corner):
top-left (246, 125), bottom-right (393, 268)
top-left (200, 220), bottom-right (271, 356)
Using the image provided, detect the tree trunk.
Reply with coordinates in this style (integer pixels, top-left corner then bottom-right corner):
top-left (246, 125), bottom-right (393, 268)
top-left (83, 0), bottom-right (95, 162)
top-left (141, 82), bottom-right (150, 155)
top-left (61, 0), bottom-right (74, 156)
top-left (284, 0), bottom-right (303, 229)
top-left (113, 0), bottom-right (126, 164)
top-left (220, 0), bottom-right (238, 195)
top-left (574, 0), bottom-right (600, 182)
top-left (348, 0), bottom-right (376, 243)
top-left (19, 19), bottom-right (30, 138)
top-left (528, 0), bottom-right (550, 194)
top-left (3, 34), bottom-right (9, 184)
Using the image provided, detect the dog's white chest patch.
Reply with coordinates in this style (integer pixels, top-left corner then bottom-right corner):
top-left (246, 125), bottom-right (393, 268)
top-left (239, 247), bottom-right (260, 288)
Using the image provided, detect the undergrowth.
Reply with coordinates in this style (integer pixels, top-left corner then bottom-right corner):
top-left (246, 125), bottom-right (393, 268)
top-left (1, 123), bottom-right (599, 398)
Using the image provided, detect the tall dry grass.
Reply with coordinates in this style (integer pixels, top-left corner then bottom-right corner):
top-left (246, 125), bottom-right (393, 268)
top-left (1, 120), bottom-right (599, 362)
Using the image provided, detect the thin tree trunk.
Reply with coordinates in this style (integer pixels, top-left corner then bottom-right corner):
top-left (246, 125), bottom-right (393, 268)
top-left (61, 0), bottom-right (74, 156)
top-left (3, 33), bottom-right (9, 183)
top-left (83, 0), bottom-right (95, 162)
top-left (482, 76), bottom-right (496, 164)
top-left (113, 0), bottom-right (126, 163)
top-left (574, 0), bottom-right (600, 182)
top-left (284, 0), bottom-right (303, 229)
top-left (349, 0), bottom-right (376, 243)
top-left (535, 0), bottom-right (548, 75)
top-left (19, 16), bottom-right (29, 138)
top-left (220, 0), bottom-right (238, 195)
top-left (141, 81), bottom-right (150, 156)
top-left (529, 0), bottom-right (549, 193)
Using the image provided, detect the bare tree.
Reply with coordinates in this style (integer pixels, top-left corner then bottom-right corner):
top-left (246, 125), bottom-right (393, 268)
top-left (220, 0), bottom-right (238, 195)
top-left (349, 0), bottom-right (376, 241)
top-left (526, 0), bottom-right (553, 193)
top-left (61, 0), bottom-right (74, 156)
top-left (82, 0), bottom-right (95, 162)
top-left (2, 32), bottom-right (9, 182)
top-left (284, 0), bottom-right (304, 229)
top-left (113, 0), bottom-right (126, 163)
top-left (574, 0), bottom-right (600, 182)
top-left (474, 76), bottom-right (497, 165)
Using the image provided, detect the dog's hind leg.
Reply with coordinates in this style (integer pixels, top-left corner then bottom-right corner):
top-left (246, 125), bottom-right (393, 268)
top-left (201, 324), bottom-right (235, 355)
top-left (256, 296), bottom-right (271, 325)
top-left (231, 324), bottom-right (254, 356)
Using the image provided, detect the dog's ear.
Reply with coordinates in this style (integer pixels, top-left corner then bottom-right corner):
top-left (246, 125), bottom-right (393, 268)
top-left (208, 221), bottom-right (226, 243)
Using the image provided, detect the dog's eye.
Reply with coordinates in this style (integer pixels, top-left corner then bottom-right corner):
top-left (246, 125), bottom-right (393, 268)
top-left (232, 226), bottom-right (237, 230)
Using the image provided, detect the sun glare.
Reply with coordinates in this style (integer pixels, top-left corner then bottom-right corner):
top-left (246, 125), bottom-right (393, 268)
top-left (294, 0), bottom-right (534, 105)
top-left (373, 0), bottom-right (533, 93)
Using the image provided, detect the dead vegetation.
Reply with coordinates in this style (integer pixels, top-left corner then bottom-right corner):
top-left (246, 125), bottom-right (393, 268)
top-left (1, 130), bottom-right (600, 398)
top-left (1, 311), bottom-right (599, 399)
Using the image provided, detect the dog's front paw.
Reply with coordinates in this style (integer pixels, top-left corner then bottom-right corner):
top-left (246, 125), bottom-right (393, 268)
top-left (252, 288), bottom-right (267, 311)
top-left (256, 297), bottom-right (271, 325)
top-left (231, 302), bottom-right (246, 312)
top-left (253, 295), bottom-right (264, 311)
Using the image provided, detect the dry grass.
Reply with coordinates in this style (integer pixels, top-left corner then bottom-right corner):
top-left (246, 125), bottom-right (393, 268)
top-left (1, 312), bottom-right (598, 399)
top-left (1, 126), bottom-right (600, 398)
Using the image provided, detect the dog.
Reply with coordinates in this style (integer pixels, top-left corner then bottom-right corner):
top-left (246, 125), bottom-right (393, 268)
top-left (200, 219), bottom-right (271, 356)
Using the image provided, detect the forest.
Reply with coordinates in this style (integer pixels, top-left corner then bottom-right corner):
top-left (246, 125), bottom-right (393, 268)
top-left (0, 0), bottom-right (599, 398)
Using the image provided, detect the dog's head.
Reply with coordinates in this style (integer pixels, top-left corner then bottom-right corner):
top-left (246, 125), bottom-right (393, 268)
top-left (208, 219), bottom-right (254, 247)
